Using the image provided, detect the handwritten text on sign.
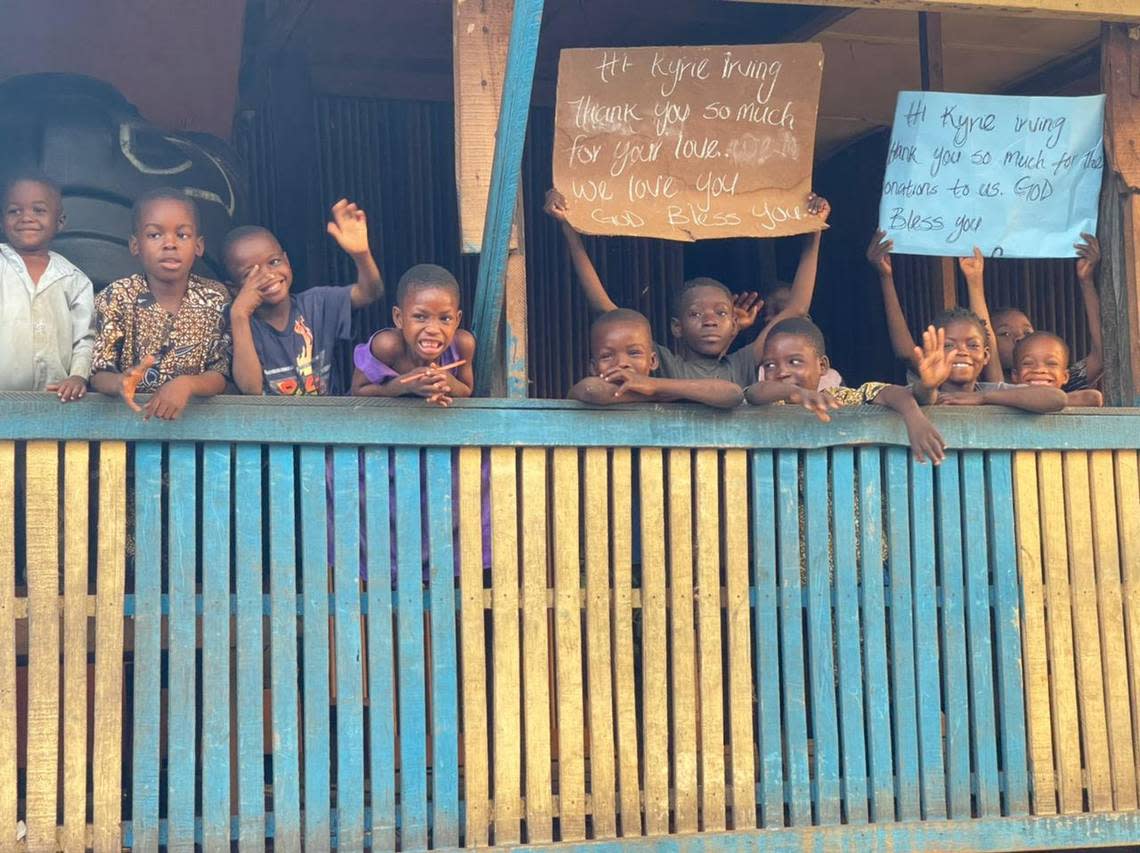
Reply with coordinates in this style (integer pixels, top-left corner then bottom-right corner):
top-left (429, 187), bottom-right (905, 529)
top-left (878, 91), bottom-right (1105, 258)
top-left (552, 44), bottom-right (824, 241)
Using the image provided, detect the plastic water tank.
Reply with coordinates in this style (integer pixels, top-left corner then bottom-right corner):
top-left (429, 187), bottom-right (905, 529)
top-left (0, 73), bottom-right (247, 289)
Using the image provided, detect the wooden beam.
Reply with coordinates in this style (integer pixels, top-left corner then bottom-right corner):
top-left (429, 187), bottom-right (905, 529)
top-left (728, 0), bottom-right (1140, 24)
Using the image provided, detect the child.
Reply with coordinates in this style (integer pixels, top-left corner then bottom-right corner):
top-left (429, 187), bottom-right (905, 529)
top-left (351, 263), bottom-right (475, 406)
top-left (544, 188), bottom-right (831, 387)
top-left (226, 199), bottom-right (383, 395)
top-left (744, 317), bottom-right (946, 464)
top-left (1011, 330), bottom-right (1103, 407)
top-left (90, 188), bottom-right (230, 420)
top-left (0, 171), bottom-right (93, 400)
top-left (569, 308), bottom-right (743, 408)
top-left (909, 309), bottom-right (1066, 412)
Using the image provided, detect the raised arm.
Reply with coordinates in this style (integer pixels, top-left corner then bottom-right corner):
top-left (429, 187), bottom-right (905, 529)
top-left (959, 247), bottom-right (1003, 383)
top-left (1075, 233), bottom-right (1103, 384)
top-left (868, 230), bottom-right (919, 369)
top-left (229, 270), bottom-right (268, 395)
top-left (544, 189), bottom-right (618, 314)
top-left (327, 199), bottom-right (385, 308)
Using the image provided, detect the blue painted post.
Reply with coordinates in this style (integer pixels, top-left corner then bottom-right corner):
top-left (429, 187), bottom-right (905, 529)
top-left (470, 0), bottom-right (545, 396)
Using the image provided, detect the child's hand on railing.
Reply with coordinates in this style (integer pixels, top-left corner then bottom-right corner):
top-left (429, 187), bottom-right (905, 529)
top-left (46, 376), bottom-right (87, 403)
top-left (787, 386), bottom-right (842, 422)
top-left (602, 366), bottom-right (655, 400)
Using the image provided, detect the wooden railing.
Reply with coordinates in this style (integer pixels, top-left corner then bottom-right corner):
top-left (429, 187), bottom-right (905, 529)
top-left (1, 394), bottom-right (1139, 852)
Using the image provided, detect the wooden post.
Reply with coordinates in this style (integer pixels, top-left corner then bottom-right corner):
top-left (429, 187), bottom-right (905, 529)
top-left (1101, 24), bottom-right (1140, 405)
top-left (468, 0), bottom-right (544, 398)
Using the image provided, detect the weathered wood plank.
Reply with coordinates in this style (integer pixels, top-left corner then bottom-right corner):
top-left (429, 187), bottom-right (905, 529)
top-left (61, 442), bottom-right (89, 852)
top-left (0, 443), bottom-right (13, 848)
top-left (729, 0), bottom-right (1140, 22)
top-left (1116, 452), bottom-right (1140, 802)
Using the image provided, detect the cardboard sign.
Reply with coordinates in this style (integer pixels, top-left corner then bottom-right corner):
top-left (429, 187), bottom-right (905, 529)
top-left (552, 43), bottom-right (824, 241)
top-left (878, 91), bottom-right (1105, 258)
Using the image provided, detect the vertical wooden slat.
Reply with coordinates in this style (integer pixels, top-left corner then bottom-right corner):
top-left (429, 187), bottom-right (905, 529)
top-left (268, 446), bottom-right (301, 849)
top-left (1038, 451), bottom-right (1083, 813)
top-left (723, 450), bottom-right (756, 830)
top-left (1062, 451), bottom-right (1113, 811)
top-left (885, 449), bottom-right (920, 823)
top-left (551, 448), bottom-right (586, 841)
top-left (1089, 450), bottom-right (1138, 810)
top-left (804, 449), bottom-right (840, 825)
top-left (830, 448), bottom-right (867, 824)
top-left (857, 448), bottom-right (893, 823)
top-left (300, 447), bottom-right (332, 851)
top-left (427, 448), bottom-right (461, 846)
top-left (459, 447), bottom-right (491, 846)
top-left (637, 449), bottom-right (669, 836)
top-left (490, 446), bottom-right (523, 844)
top-left (961, 452), bottom-right (1000, 818)
top-left (750, 451), bottom-right (783, 829)
top-left (200, 444), bottom-right (232, 851)
top-left (610, 448), bottom-right (641, 836)
top-left (584, 447), bottom-right (617, 837)
top-left (667, 448), bottom-right (698, 833)
top-left (61, 442), bottom-right (88, 852)
top-left (166, 443), bottom-right (197, 851)
top-left (935, 455), bottom-right (971, 820)
top-left (131, 442), bottom-right (162, 850)
top-left (235, 443), bottom-right (266, 850)
top-left (1116, 452), bottom-right (1140, 801)
top-left (520, 447), bottom-right (553, 842)
top-left (985, 452), bottom-right (1029, 817)
top-left (776, 450), bottom-right (810, 826)
top-left (694, 449), bottom-right (726, 832)
top-left (1013, 451), bottom-right (1057, 815)
top-left (0, 443), bottom-right (13, 847)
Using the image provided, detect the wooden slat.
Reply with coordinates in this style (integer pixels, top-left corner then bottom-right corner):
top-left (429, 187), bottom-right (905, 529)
top-left (300, 446), bottom-right (332, 850)
top-left (490, 446), bottom-right (523, 843)
top-left (961, 452), bottom-right (1000, 818)
top-left (885, 448), bottom-right (919, 822)
top-left (1116, 452), bottom-right (1140, 802)
top-left (804, 449), bottom-right (840, 825)
top-left (723, 450), bottom-right (755, 830)
top-left (776, 450), bottom-right (810, 826)
top-left (0, 444), bottom-right (13, 847)
top-left (637, 449), bottom-right (669, 836)
top-left (830, 448), bottom-right (867, 824)
top-left (1012, 451), bottom-right (1057, 815)
top-left (1062, 452), bottom-right (1113, 812)
top-left (131, 442), bottom-right (163, 850)
top-left (268, 446), bottom-right (301, 849)
top-left (426, 448), bottom-right (461, 846)
top-left (584, 447), bottom-right (617, 837)
top-left (857, 448), bottom-right (893, 823)
top-left (1037, 451), bottom-right (1083, 813)
top-left (200, 444), bottom-right (232, 852)
top-left (909, 458), bottom-right (947, 820)
top-left (1088, 450), bottom-right (1138, 810)
top-left (61, 442), bottom-right (89, 852)
top-left (694, 449), bottom-right (727, 831)
top-left (551, 448), bottom-right (586, 841)
top-left (610, 448), bottom-right (642, 836)
top-left (667, 448), bottom-right (698, 833)
top-left (985, 452), bottom-right (1029, 817)
top-left (520, 447), bottom-right (554, 842)
top-left (25, 441), bottom-right (59, 850)
top-left (166, 443), bottom-right (197, 851)
top-left (750, 451), bottom-right (783, 828)
top-left (459, 447), bottom-right (491, 846)
top-left (935, 455), bottom-right (971, 820)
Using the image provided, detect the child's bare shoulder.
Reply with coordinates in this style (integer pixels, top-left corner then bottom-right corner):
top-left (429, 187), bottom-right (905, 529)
top-left (453, 328), bottom-right (477, 355)
top-left (369, 328), bottom-right (405, 360)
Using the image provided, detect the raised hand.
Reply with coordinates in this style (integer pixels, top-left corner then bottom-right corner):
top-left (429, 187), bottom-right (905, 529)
top-left (806, 192), bottom-right (831, 224)
top-left (866, 229), bottom-right (894, 277)
top-left (543, 188), bottom-right (569, 223)
top-left (1075, 232), bottom-right (1100, 283)
top-left (732, 291), bottom-right (763, 332)
top-left (787, 386), bottom-right (842, 422)
top-left (913, 325), bottom-right (951, 390)
top-left (958, 245), bottom-right (985, 280)
top-left (231, 264), bottom-right (269, 317)
top-left (121, 355), bottom-right (156, 412)
top-left (326, 199), bottom-right (370, 256)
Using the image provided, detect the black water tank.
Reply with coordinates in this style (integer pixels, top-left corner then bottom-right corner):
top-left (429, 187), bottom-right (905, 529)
top-left (0, 73), bottom-right (248, 289)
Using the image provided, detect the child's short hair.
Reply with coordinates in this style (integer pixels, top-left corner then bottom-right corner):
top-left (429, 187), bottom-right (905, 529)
top-left (1014, 330), bottom-right (1070, 365)
top-left (591, 308), bottom-right (652, 342)
top-left (221, 225), bottom-right (277, 268)
top-left (991, 306), bottom-right (1023, 323)
top-left (765, 316), bottom-right (827, 356)
top-left (673, 276), bottom-right (733, 316)
top-left (395, 263), bottom-right (460, 305)
top-left (933, 306), bottom-right (988, 340)
top-left (131, 187), bottom-right (200, 232)
top-left (1, 169), bottom-right (62, 205)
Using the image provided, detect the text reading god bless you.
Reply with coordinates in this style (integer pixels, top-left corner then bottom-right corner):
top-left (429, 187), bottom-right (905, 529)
top-left (563, 48), bottom-right (806, 233)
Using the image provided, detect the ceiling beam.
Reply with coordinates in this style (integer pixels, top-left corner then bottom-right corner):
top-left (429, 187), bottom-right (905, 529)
top-left (727, 0), bottom-right (1140, 23)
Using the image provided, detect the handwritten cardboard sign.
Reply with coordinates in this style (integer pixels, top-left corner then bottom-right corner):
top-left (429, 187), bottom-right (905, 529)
top-left (878, 91), bottom-right (1105, 258)
top-left (552, 43), bottom-right (824, 242)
